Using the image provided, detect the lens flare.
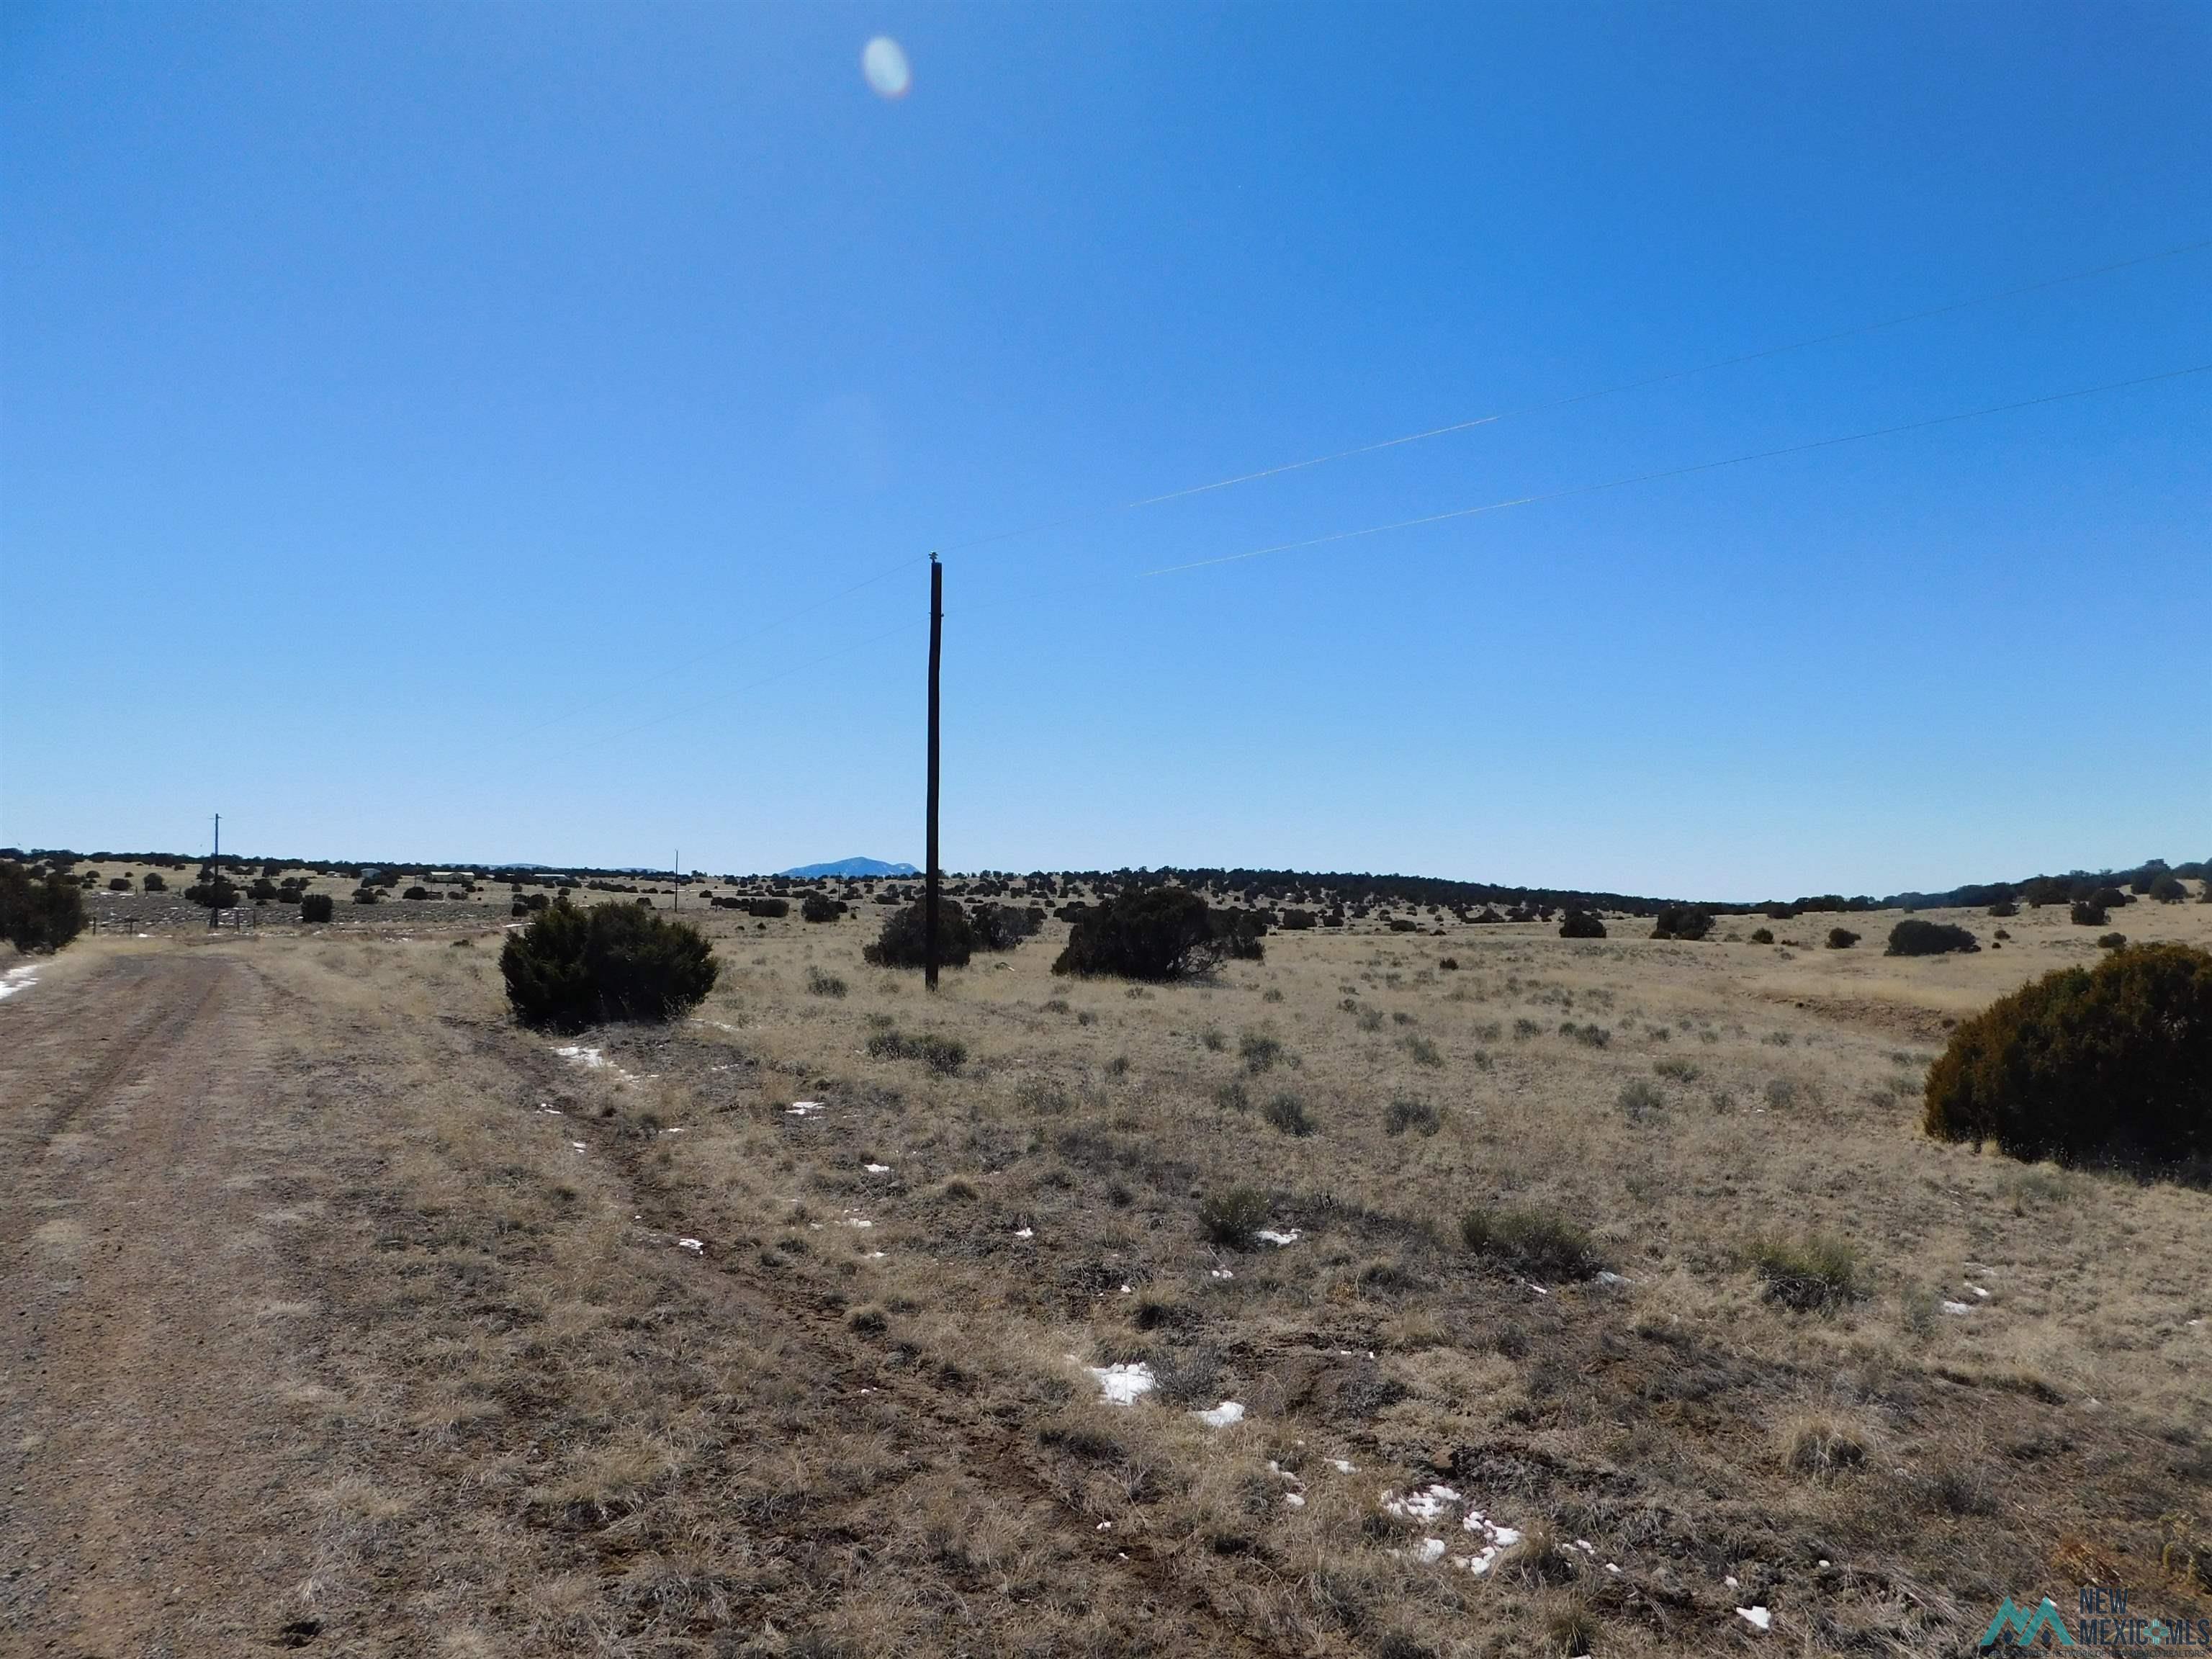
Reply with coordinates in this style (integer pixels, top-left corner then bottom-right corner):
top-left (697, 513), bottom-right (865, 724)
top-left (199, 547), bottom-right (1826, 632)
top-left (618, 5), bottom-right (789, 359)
top-left (861, 37), bottom-right (911, 100)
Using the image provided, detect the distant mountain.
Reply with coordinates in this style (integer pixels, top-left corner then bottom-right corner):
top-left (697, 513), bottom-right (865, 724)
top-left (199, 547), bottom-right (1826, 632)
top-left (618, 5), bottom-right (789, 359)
top-left (778, 857), bottom-right (920, 879)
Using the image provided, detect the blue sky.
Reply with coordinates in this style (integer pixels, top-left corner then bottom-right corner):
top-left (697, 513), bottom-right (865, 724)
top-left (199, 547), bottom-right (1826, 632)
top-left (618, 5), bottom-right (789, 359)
top-left (3, 2), bottom-right (2206, 899)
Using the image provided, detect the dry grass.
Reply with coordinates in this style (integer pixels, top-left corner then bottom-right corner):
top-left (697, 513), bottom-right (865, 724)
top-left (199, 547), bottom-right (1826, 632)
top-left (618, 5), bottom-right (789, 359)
top-left (21, 878), bottom-right (2212, 1654)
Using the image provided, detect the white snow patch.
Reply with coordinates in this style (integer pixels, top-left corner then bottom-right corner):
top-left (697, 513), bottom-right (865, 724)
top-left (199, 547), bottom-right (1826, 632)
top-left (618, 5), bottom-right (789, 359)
top-left (1208, 1267), bottom-right (1233, 1279)
top-left (1941, 1300), bottom-right (1974, 1315)
top-left (1411, 1537), bottom-right (1447, 1563)
top-left (1254, 1228), bottom-right (1302, 1246)
top-left (1194, 1401), bottom-right (1245, 1428)
top-left (1737, 1606), bottom-right (1772, 1632)
top-left (0, 965), bottom-right (40, 1001)
top-left (570, 1141), bottom-right (587, 1153)
top-left (864, 1163), bottom-right (891, 1174)
top-left (1331, 1459), bottom-right (1357, 1474)
top-left (1382, 1484), bottom-right (1462, 1524)
top-left (554, 1044), bottom-right (607, 1069)
top-left (1596, 1270), bottom-right (1634, 1286)
top-left (1968, 1285), bottom-right (1990, 1298)
top-left (786, 1100), bottom-right (824, 1116)
top-left (1013, 1227), bottom-right (1034, 1239)
top-left (1087, 1362), bottom-right (1157, 1405)
top-left (842, 1213), bottom-right (874, 1228)
top-left (676, 1238), bottom-right (703, 1254)
top-left (1282, 1491), bottom-right (1306, 1508)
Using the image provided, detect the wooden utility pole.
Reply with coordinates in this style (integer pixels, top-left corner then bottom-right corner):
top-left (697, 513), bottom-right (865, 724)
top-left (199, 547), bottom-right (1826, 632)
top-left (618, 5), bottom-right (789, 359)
top-left (925, 554), bottom-right (943, 991)
top-left (210, 813), bottom-right (221, 930)
top-left (673, 848), bottom-right (680, 914)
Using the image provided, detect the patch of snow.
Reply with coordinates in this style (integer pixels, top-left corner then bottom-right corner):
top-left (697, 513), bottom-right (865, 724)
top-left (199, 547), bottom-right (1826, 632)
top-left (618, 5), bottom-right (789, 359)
top-left (1208, 1267), bottom-right (1233, 1279)
top-left (0, 965), bottom-right (40, 1001)
top-left (1013, 1227), bottom-right (1034, 1239)
top-left (676, 1238), bottom-right (703, 1253)
top-left (1596, 1270), bottom-right (1634, 1286)
top-left (1254, 1228), bottom-right (1302, 1246)
top-left (1941, 1299), bottom-right (1974, 1315)
top-left (554, 1044), bottom-right (607, 1069)
top-left (864, 1163), bottom-right (891, 1174)
top-left (1283, 1491), bottom-right (1306, 1508)
top-left (842, 1214), bottom-right (874, 1228)
top-left (1194, 1401), bottom-right (1245, 1428)
top-left (1725, 1575), bottom-right (1740, 1589)
top-left (1087, 1362), bottom-right (1157, 1405)
top-left (1411, 1537), bottom-right (1447, 1563)
top-left (1968, 1285), bottom-right (1990, 1298)
top-left (537, 1104), bottom-right (563, 1115)
top-left (1737, 1606), bottom-right (1772, 1632)
top-left (1119, 1284), bottom-right (1132, 1294)
top-left (1382, 1484), bottom-right (1462, 1524)
top-left (1454, 1510), bottom-right (1522, 1575)
top-left (1331, 1459), bottom-right (1357, 1474)
top-left (570, 1141), bottom-right (587, 1153)
top-left (786, 1100), bottom-right (824, 1116)
top-left (1526, 1282), bottom-right (1550, 1296)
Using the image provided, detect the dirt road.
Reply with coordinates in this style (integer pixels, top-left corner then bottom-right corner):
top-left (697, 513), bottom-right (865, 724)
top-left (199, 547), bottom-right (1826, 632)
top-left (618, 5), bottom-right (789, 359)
top-left (1, 941), bottom-right (1273, 1658)
top-left (1, 950), bottom-right (338, 1654)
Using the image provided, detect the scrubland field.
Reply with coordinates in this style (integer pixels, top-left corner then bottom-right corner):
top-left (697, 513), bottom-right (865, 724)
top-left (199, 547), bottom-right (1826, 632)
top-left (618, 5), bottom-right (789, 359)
top-left (4, 878), bottom-right (2210, 1657)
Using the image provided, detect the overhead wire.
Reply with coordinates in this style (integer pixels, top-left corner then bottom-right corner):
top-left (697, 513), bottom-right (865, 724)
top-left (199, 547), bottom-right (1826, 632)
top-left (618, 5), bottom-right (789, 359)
top-left (1139, 362), bottom-right (2212, 577)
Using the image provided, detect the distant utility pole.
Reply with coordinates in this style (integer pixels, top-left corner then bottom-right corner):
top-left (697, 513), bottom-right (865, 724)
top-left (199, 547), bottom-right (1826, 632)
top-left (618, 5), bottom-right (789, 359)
top-left (925, 554), bottom-right (943, 992)
top-left (210, 812), bottom-right (221, 930)
top-left (673, 849), bottom-right (680, 914)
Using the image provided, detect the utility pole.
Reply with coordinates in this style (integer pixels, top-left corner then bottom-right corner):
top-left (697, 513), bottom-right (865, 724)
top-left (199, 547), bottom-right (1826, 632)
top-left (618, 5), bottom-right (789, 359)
top-left (924, 554), bottom-right (943, 991)
top-left (210, 812), bottom-right (221, 930)
top-left (673, 848), bottom-right (680, 914)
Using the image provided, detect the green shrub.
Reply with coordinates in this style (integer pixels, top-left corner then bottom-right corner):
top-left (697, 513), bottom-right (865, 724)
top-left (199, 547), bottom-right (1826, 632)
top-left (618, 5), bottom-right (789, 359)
top-left (143, 872), bottom-right (166, 892)
top-left (806, 966), bottom-right (848, 997)
top-left (1827, 927), bottom-right (1860, 950)
top-left (0, 863), bottom-right (86, 953)
top-left (1746, 1233), bottom-right (1865, 1310)
top-left (865, 1029), bottom-right (966, 1074)
top-left (1384, 1097), bottom-right (1442, 1136)
top-left (1053, 886), bottom-right (1223, 981)
top-left (1650, 908), bottom-right (1713, 941)
top-left (1238, 1031), bottom-right (1285, 1073)
top-left (1199, 1185), bottom-right (1270, 1247)
top-left (300, 892), bottom-right (335, 924)
top-left (2071, 900), bottom-right (2108, 927)
top-left (1749, 927), bottom-right (1775, 945)
top-left (2098, 932), bottom-right (2128, 950)
top-left (1886, 920), bottom-right (1979, 957)
top-left (1617, 1079), bottom-right (1665, 1122)
top-left (972, 903), bottom-right (1043, 951)
top-left (801, 892), bottom-right (845, 923)
top-left (500, 899), bottom-right (719, 1031)
top-left (2149, 874), bottom-right (2187, 904)
top-left (1460, 1205), bottom-right (1601, 1280)
top-left (1262, 1091), bottom-right (1314, 1136)
top-left (1987, 899), bottom-right (2019, 917)
top-left (1921, 943), bottom-right (2211, 1169)
top-left (863, 900), bottom-right (976, 969)
top-left (184, 876), bottom-right (240, 909)
top-left (745, 896), bottom-right (790, 919)
top-left (1558, 909), bottom-right (1606, 939)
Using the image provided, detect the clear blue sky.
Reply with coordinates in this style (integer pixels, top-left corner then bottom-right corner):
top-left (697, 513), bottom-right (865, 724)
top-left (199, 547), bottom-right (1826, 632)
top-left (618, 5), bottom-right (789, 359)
top-left (4, 2), bottom-right (2206, 899)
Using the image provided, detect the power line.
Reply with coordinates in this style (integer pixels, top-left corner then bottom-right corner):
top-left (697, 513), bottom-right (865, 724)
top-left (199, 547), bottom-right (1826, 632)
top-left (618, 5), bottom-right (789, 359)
top-left (1140, 361), bottom-right (2212, 577)
top-left (943, 236), bottom-right (2211, 557)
